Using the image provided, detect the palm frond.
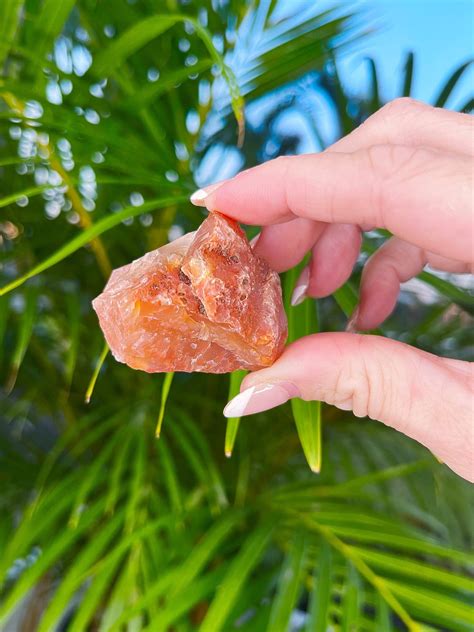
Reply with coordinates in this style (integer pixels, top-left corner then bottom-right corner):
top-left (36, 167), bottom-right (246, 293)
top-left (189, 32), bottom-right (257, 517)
top-left (0, 2), bottom-right (472, 630)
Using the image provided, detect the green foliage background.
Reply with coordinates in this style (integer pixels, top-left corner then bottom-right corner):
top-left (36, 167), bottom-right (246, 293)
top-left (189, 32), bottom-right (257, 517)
top-left (0, 1), bottom-right (473, 630)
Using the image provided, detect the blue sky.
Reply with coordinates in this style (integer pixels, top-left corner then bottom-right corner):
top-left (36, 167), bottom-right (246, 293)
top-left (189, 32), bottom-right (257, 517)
top-left (337, 0), bottom-right (473, 107)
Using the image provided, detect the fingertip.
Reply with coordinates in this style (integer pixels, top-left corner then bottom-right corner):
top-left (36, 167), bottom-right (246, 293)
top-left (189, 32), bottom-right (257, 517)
top-left (205, 162), bottom-right (294, 224)
top-left (345, 306), bottom-right (360, 333)
top-left (190, 189), bottom-right (209, 206)
top-left (249, 233), bottom-right (260, 249)
top-left (252, 220), bottom-right (326, 273)
top-left (190, 181), bottom-right (229, 208)
top-left (291, 265), bottom-right (310, 306)
top-left (307, 224), bottom-right (361, 298)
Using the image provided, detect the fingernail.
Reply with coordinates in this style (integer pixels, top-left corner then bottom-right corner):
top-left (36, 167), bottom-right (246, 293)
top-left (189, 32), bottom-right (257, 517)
top-left (223, 382), bottom-right (300, 418)
top-left (345, 306), bottom-right (359, 333)
top-left (190, 188), bottom-right (208, 204)
top-left (190, 182), bottom-right (226, 206)
top-left (249, 233), bottom-right (260, 249)
top-left (291, 265), bottom-right (310, 306)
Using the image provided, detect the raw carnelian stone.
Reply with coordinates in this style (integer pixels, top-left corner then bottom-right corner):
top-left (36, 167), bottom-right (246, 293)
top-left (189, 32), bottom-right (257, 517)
top-left (92, 212), bottom-right (287, 373)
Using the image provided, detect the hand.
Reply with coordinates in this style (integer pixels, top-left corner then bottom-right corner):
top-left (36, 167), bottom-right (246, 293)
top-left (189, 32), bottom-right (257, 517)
top-left (191, 98), bottom-right (474, 482)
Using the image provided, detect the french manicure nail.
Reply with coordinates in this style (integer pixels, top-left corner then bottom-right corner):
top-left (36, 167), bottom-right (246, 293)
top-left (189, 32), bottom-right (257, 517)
top-left (345, 306), bottom-right (359, 333)
top-left (223, 382), bottom-right (300, 418)
top-left (190, 181), bottom-right (226, 206)
top-left (190, 188), bottom-right (208, 204)
top-left (291, 265), bottom-right (310, 307)
top-left (249, 233), bottom-right (260, 248)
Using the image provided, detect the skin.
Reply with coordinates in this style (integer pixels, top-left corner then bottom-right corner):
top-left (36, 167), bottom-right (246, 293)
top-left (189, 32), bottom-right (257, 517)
top-left (191, 98), bottom-right (474, 482)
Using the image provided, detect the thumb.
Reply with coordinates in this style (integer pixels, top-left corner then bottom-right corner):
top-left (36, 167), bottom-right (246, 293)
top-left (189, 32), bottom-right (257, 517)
top-left (224, 333), bottom-right (473, 482)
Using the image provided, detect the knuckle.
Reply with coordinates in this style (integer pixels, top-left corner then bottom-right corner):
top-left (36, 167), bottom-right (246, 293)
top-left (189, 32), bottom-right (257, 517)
top-left (365, 144), bottom-right (420, 178)
top-left (377, 97), bottom-right (425, 120)
top-left (351, 336), bottom-right (386, 420)
top-left (329, 336), bottom-right (395, 422)
top-left (363, 144), bottom-right (432, 227)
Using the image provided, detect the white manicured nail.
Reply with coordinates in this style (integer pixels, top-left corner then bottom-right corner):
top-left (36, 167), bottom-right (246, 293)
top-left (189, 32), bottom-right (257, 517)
top-left (345, 306), bottom-right (359, 333)
top-left (291, 266), bottom-right (310, 306)
top-left (190, 181), bottom-right (227, 206)
top-left (190, 188), bottom-right (209, 204)
top-left (249, 233), bottom-right (260, 248)
top-left (223, 382), bottom-right (300, 418)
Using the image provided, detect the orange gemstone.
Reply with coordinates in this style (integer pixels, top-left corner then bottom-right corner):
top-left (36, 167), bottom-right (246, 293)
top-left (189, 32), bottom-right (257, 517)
top-left (92, 212), bottom-right (287, 373)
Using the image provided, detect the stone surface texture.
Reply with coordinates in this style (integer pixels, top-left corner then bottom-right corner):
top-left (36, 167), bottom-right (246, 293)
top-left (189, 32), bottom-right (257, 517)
top-left (93, 212), bottom-right (287, 373)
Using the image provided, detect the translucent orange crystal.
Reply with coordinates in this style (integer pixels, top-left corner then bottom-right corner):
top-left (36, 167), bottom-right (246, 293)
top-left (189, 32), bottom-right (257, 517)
top-left (92, 212), bottom-right (287, 373)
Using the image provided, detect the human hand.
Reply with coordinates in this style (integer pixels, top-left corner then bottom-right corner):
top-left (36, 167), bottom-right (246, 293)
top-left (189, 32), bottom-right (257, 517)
top-left (191, 98), bottom-right (474, 482)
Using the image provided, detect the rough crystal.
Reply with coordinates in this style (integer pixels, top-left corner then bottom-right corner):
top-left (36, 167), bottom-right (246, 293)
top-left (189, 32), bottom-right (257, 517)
top-left (92, 212), bottom-right (287, 373)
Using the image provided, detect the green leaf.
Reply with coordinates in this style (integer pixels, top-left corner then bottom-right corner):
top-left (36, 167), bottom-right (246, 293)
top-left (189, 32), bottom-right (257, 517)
top-left (124, 431), bottom-right (146, 533)
top-left (329, 526), bottom-right (473, 565)
top-left (0, 194), bottom-right (188, 296)
top-left (110, 514), bottom-right (243, 629)
top-left (64, 292), bottom-right (80, 389)
top-left (0, 0), bottom-right (23, 66)
top-left (433, 59), bottom-right (473, 108)
top-left (0, 498), bottom-right (107, 626)
top-left (0, 473), bottom-right (82, 577)
top-left (170, 511), bottom-right (244, 600)
top-left (169, 417), bottom-right (219, 511)
top-left (199, 521), bottom-right (274, 632)
top-left (267, 532), bottom-right (307, 632)
top-left (6, 285), bottom-right (36, 392)
top-left (306, 542), bottom-right (333, 632)
top-left (0, 185), bottom-right (49, 209)
top-left (366, 57), bottom-right (382, 111)
top-left (341, 562), bottom-right (362, 632)
top-left (225, 369), bottom-right (247, 457)
top-left (68, 549), bottom-right (127, 632)
top-left (32, 411), bottom-right (122, 515)
top-left (0, 296), bottom-right (9, 369)
top-left (376, 593), bottom-right (393, 631)
top-left (327, 459), bottom-right (432, 496)
top-left (284, 264), bottom-right (322, 472)
top-left (105, 427), bottom-right (132, 515)
top-left (459, 96), bottom-right (474, 113)
top-left (84, 342), bottom-right (109, 404)
top-left (36, 511), bottom-right (125, 632)
top-left (418, 270), bottom-right (474, 313)
top-left (68, 432), bottom-right (122, 528)
top-left (155, 372), bottom-right (174, 437)
top-left (87, 517), bottom-right (174, 597)
top-left (176, 411), bottom-right (228, 510)
top-left (32, 0), bottom-right (75, 74)
top-left (333, 282), bottom-right (358, 318)
top-left (401, 51), bottom-right (415, 97)
top-left (388, 580), bottom-right (474, 629)
top-left (0, 155), bottom-right (40, 168)
top-left (292, 512), bottom-right (422, 632)
top-left (243, 10), bottom-right (360, 106)
top-left (98, 545), bottom-right (142, 630)
top-left (120, 60), bottom-right (213, 110)
top-left (93, 16), bottom-right (179, 76)
top-left (356, 547), bottom-right (474, 592)
top-left (148, 567), bottom-right (228, 632)
top-left (1, 3), bottom-right (472, 628)
top-left (94, 14), bottom-right (244, 144)
top-left (156, 436), bottom-right (183, 515)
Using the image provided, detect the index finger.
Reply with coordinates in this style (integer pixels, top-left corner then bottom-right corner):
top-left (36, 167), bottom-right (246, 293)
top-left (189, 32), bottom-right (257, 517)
top-left (195, 145), bottom-right (472, 263)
